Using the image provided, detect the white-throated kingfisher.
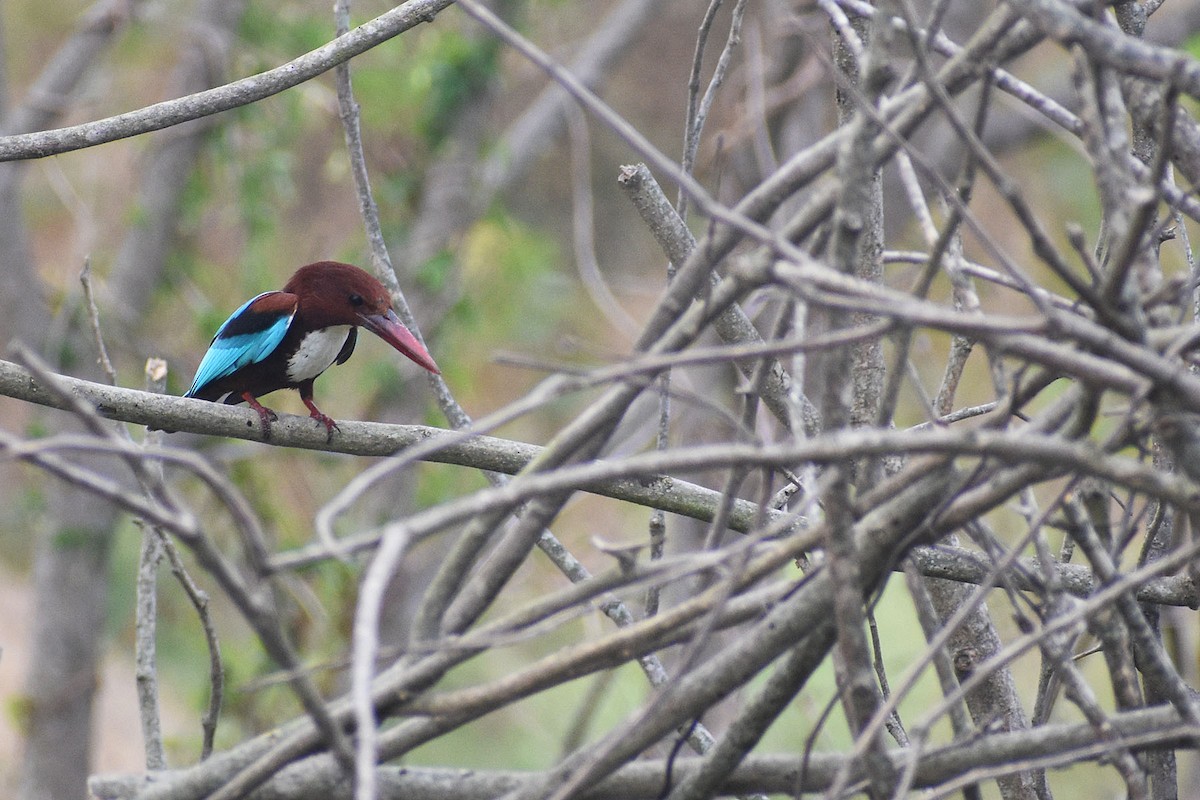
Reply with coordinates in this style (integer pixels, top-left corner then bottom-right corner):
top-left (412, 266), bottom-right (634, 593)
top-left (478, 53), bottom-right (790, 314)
top-left (185, 261), bottom-right (439, 438)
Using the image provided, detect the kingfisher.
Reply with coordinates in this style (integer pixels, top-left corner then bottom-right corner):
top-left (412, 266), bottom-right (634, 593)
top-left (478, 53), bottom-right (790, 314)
top-left (185, 261), bottom-right (439, 439)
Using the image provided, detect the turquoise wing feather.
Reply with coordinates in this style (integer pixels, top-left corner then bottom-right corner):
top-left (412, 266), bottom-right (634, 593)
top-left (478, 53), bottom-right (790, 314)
top-left (185, 292), bottom-right (296, 396)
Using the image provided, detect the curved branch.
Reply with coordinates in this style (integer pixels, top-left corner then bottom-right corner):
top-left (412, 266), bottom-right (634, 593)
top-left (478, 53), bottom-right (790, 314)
top-left (0, 0), bottom-right (452, 162)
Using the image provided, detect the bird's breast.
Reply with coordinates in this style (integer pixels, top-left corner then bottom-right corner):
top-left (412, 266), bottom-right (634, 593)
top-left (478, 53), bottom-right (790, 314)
top-left (287, 325), bottom-right (353, 382)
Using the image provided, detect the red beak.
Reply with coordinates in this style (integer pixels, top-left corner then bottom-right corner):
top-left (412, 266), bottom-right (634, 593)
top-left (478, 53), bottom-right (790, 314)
top-left (359, 309), bottom-right (441, 374)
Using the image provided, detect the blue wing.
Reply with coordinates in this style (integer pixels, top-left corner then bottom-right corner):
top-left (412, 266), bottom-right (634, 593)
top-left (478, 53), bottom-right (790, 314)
top-left (185, 291), bottom-right (296, 396)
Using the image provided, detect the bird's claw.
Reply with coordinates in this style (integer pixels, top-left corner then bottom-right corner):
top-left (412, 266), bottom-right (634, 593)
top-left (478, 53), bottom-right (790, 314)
top-left (301, 397), bottom-right (340, 442)
top-left (242, 393), bottom-right (279, 440)
top-left (311, 411), bottom-right (340, 443)
top-left (258, 409), bottom-right (278, 438)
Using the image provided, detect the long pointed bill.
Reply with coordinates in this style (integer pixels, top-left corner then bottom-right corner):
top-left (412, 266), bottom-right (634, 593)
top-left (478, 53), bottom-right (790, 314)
top-left (359, 309), bottom-right (441, 374)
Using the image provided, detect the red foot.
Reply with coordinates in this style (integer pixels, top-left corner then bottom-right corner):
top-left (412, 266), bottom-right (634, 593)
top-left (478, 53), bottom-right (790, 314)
top-left (242, 393), bottom-right (279, 439)
top-left (302, 396), bottom-right (340, 441)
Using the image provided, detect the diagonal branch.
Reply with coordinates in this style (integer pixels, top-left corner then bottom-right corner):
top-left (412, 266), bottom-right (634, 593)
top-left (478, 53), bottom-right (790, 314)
top-left (0, 0), bottom-right (454, 162)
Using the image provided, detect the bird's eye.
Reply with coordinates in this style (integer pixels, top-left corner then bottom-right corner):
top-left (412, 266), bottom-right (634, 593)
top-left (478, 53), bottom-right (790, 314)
top-left (349, 293), bottom-right (365, 307)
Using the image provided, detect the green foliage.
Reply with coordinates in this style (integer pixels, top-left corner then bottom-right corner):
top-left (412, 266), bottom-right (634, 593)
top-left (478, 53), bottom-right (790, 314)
top-left (445, 211), bottom-right (561, 350)
top-left (6, 692), bottom-right (33, 736)
top-left (415, 249), bottom-right (456, 294)
top-left (405, 619), bottom-right (651, 770)
top-left (49, 525), bottom-right (106, 551)
top-left (348, 27), bottom-right (498, 149)
top-left (220, 647), bottom-right (304, 733)
top-left (418, 208), bottom-right (590, 432)
top-left (23, 417), bottom-right (49, 440)
top-left (238, 4), bottom-right (331, 68)
top-left (1184, 29), bottom-right (1200, 60)
top-left (348, 49), bottom-right (423, 139)
top-left (227, 458), bottom-right (290, 532)
top-left (207, 105), bottom-right (302, 253)
top-left (0, 480), bottom-right (44, 566)
top-left (103, 519), bottom-right (140, 640)
top-left (415, 461), bottom-right (489, 509)
top-left (417, 31), bottom-right (500, 144)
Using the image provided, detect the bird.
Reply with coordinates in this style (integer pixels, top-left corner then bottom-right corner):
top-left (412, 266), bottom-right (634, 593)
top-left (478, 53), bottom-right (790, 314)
top-left (185, 261), bottom-right (439, 439)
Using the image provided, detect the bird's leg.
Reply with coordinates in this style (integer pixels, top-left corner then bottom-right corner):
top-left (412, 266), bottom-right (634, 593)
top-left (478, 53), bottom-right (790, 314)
top-left (299, 383), bottom-right (339, 441)
top-left (241, 392), bottom-right (278, 439)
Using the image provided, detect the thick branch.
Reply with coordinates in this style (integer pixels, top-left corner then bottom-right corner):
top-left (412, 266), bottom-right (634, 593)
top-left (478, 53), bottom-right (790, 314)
top-left (88, 704), bottom-right (1200, 799)
top-left (0, 358), bottom-right (771, 539)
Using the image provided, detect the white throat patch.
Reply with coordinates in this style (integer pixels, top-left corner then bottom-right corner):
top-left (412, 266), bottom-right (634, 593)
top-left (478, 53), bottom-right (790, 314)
top-left (287, 325), bottom-right (352, 382)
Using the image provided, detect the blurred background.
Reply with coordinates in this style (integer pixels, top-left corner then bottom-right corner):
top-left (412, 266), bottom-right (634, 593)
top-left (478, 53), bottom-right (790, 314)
top-left (1, 1), bottom-right (1199, 798)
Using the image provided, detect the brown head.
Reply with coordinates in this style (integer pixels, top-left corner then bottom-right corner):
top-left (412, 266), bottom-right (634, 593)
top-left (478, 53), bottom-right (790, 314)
top-left (285, 261), bottom-right (440, 374)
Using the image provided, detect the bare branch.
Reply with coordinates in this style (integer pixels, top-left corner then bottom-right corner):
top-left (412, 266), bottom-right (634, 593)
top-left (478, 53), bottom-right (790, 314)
top-left (0, 0), bottom-right (454, 162)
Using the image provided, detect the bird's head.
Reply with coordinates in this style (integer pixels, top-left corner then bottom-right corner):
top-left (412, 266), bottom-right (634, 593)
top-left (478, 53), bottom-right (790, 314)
top-left (285, 261), bottom-right (440, 374)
